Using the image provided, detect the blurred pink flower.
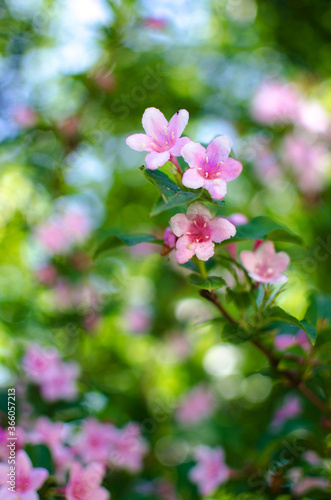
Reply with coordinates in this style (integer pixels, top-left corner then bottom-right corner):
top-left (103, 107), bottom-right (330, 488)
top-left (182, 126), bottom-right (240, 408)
top-left (182, 137), bottom-right (242, 200)
top-left (36, 209), bottom-right (92, 255)
top-left (125, 306), bottom-right (152, 334)
top-left (270, 394), bottom-right (302, 431)
top-left (36, 264), bottom-right (58, 285)
top-left (274, 330), bottom-right (310, 352)
top-left (289, 468), bottom-right (330, 496)
top-left (240, 241), bottom-right (290, 284)
top-left (283, 134), bottom-right (329, 194)
top-left (189, 446), bottom-right (230, 495)
top-left (65, 462), bottom-right (109, 500)
top-left (108, 423), bottom-right (147, 473)
top-left (225, 213), bottom-right (248, 260)
top-left (170, 202), bottom-right (236, 264)
top-left (13, 106), bottom-right (38, 128)
top-left (251, 80), bottom-right (300, 124)
top-left (176, 385), bottom-right (216, 425)
top-left (164, 227), bottom-right (177, 249)
top-left (29, 417), bottom-right (73, 481)
top-left (0, 449), bottom-right (48, 499)
top-left (22, 344), bottom-right (60, 383)
top-left (126, 107), bottom-right (190, 170)
top-left (40, 361), bottom-right (80, 402)
top-left (74, 419), bottom-right (117, 464)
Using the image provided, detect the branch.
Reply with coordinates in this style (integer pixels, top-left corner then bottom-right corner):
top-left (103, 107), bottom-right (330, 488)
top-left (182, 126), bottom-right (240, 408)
top-left (199, 289), bottom-right (238, 325)
top-left (199, 291), bottom-right (331, 415)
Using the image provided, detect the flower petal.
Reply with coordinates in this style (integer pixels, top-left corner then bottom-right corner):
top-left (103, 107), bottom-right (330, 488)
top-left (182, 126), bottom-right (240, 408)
top-left (145, 151), bottom-right (170, 170)
top-left (186, 202), bottom-right (211, 221)
top-left (17, 450), bottom-right (32, 475)
top-left (195, 241), bottom-right (215, 261)
top-left (126, 133), bottom-right (153, 152)
top-left (182, 168), bottom-right (205, 189)
top-left (219, 158), bottom-right (243, 182)
top-left (170, 213), bottom-right (190, 237)
top-left (274, 251), bottom-right (290, 273)
top-left (175, 235), bottom-right (196, 264)
top-left (209, 218), bottom-right (236, 243)
top-left (206, 136), bottom-right (232, 164)
top-left (167, 109), bottom-right (189, 139)
top-left (181, 141), bottom-right (206, 170)
top-left (30, 468), bottom-right (49, 490)
top-left (169, 136), bottom-right (191, 156)
top-left (204, 179), bottom-right (227, 200)
top-left (142, 107), bottom-right (168, 138)
top-left (240, 250), bottom-right (257, 273)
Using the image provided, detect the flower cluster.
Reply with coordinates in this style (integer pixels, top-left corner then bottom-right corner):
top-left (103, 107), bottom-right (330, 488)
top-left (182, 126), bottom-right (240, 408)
top-left (22, 344), bottom-right (80, 401)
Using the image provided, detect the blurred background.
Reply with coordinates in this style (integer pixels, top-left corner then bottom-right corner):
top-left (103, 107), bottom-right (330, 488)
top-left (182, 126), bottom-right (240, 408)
top-left (0, 0), bottom-right (331, 498)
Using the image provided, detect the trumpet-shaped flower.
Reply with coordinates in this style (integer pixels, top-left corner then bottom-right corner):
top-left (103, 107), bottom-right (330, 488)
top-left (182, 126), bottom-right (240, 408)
top-left (65, 462), bottom-right (109, 500)
top-left (189, 446), bottom-right (230, 496)
top-left (181, 136), bottom-right (242, 200)
top-left (0, 450), bottom-right (49, 499)
top-left (240, 241), bottom-right (290, 284)
top-left (126, 107), bottom-right (190, 170)
top-left (170, 202), bottom-right (236, 264)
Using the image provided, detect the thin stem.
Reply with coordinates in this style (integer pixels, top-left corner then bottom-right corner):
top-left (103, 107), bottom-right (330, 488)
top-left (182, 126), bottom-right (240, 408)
top-left (199, 289), bottom-right (238, 325)
top-left (197, 259), bottom-right (207, 279)
top-left (170, 155), bottom-right (182, 174)
top-left (199, 292), bottom-right (331, 416)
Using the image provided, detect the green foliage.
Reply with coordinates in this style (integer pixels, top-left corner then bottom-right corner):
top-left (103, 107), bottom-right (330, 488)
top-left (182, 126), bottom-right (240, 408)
top-left (231, 217), bottom-right (304, 246)
top-left (187, 274), bottom-right (226, 290)
top-left (140, 167), bottom-right (201, 215)
top-left (95, 233), bottom-right (162, 258)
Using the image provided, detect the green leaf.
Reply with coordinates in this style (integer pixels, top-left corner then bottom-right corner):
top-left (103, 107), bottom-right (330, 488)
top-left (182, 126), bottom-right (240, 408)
top-left (221, 323), bottom-right (253, 344)
top-left (94, 233), bottom-right (162, 258)
top-left (188, 274), bottom-right (226, 290)
top-left (228, 216), bottom-right (304, 246)
top-left (25, 444), bottom-right (53, 473)
top-left (265, 306), bottom-right (317, 344)
top-left (140, 166), bottom-right (201, 215)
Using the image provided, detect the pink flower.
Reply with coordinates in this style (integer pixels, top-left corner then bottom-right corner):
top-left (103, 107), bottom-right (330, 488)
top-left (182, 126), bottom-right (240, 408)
top-left (108, 423), bottom-right (147, 473)
top-left (274, 330), bottom-right (310, 352)
top-left (297, 100), bottom-right (330, 134)
top-left (74, 419), bottom-right (117, 464)
top-left (126, 107), bottom-right (190, 170)
top-left (65, 462), bottom-right (109, 500)
top-left (189, 446), bottom-right (230, 496)
top-left (40, 361), bottom-right (80, 402)
top-left (170, 202), bottom-right (236, 264)
top-left (0, 449), bottom-right (48, 499)
top-left (181, 136), bottom-right (242, 200)
top-left (225, 213), bottom-right (248, 260)
top-left (29, 417), bottom-right (72, 481)
top-left (240, 241), bottom-right (290, 284)
top-left (251, 80), bottom-right (299, 124)
top-left (282, 135), bottom-right (329, 194)
top-left (270, 394), bottom-right (301, 431)
top-left (163, 227), bottom-right (177, 249)
top-left (22, 344), bottom-right (60, 383)
top-left (125, 307), bottom-right (151, 334)
top-left (176, 385), bottom-right (216, 425)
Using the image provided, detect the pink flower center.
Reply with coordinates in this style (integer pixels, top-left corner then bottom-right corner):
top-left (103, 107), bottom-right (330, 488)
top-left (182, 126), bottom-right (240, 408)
top-left (255, 262), bottom-right (275, 278)
top-left (150, 127), bottom-right (175, 152)
top-left (198, 156), bottom-right (223, 180)
top-left (17, 473), bottom-right (31, 492)
top-left (186, 216), bottom-right (211, 244)
top-left (71, 480), bottom-right (90, 499)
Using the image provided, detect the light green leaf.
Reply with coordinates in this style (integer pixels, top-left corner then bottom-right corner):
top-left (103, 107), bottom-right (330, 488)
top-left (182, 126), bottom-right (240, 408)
top-left (94, 234), bottom-right (162, 258)
top-left (188, 274), bottom-right (226, 290)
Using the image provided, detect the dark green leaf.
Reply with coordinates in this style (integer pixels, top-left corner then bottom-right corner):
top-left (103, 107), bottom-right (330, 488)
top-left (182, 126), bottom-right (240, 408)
top-left (94, 234), bottom-right (162, 258)
top-left (228, 216), bottom-right (304, 246)
top-left (140, 166), bottom-right (201, 215)
top-left (265, 306), bottom-right (317, 344)
top-left (222, 322), bottom-right (253, 344)
top-left (25, 444), bottom-right (53, 473)
top-left (188, 274), bottom-right (226, 290)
